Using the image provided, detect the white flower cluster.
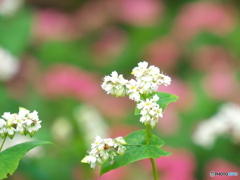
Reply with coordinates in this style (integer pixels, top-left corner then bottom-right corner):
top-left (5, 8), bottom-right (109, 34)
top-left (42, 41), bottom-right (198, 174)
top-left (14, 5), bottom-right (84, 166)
top-left (101, 61), bottom-right (171, 127)
top-left (193, 103), bottom-right (240, 148)
top-left (0, 0), bottom-right (23, 16)
top-left (102, 61), bottom-right (171, 101)
top-left (0, 46), bottom-right (20, 81)
top-left (137, 95), bottom-right (163, 128)
top-left (74, 104), bottom-right (108, 146)
top-left (101, 71), bottom-right (128, 97)
top-left (81, 136), bottom-right (127, 168)
top-left (0, 107), bottom-right (41, 138)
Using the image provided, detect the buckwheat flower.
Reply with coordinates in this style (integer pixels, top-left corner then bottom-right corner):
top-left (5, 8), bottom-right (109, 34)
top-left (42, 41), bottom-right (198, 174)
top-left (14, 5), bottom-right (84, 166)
top-left (18, 108), bottom-right (30, 119)
top-left (82, 136), bottom-right (127, 168)
top-left (159, 74), bottom-right (171, 86)
top-left (2, 113), bottom-right (17, 138)
top-left (0, 108), bottom-right (42, 138)
top-left (131, 61), bottom-right (171, 95)
top-left (101, 71), bottom-right (128, 97)
top-left (126, 79), bottom-right (141, 101)
top-left (24, 110), bottom-right (42, 136)
top-left (137, 95), bottom-right (163, 128)
top-left (81, 155), bottom-right (97, 168)
top-left (115, 137), bottom-right (127, 145)
top-left (0, 118), bottom-right (7, 137)
top-left (131, 61), bottom-right (149, 77)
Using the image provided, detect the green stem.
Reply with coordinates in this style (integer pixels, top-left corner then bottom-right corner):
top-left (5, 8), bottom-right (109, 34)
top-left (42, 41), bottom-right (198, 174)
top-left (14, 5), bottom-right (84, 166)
top-left (146, 125), bottom-right (150, 145)
top-left (150, 158), bottom-right (158, 180)
top-left (146, 125), bottom-right (158, 180)
top-left (0, 135), bottom-right (7, 152)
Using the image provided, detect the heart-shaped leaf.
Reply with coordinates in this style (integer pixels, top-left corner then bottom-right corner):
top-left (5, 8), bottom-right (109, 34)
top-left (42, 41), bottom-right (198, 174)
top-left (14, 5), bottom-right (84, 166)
top-left (0, 141), bottom-right (52, 179)
top-left (154, 92), bottom-right (178, 111)
top-left (100, 130), bottom-right (170, 175)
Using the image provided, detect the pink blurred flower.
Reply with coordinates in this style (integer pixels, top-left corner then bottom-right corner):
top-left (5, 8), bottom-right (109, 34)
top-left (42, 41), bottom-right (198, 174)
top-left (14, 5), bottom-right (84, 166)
top-left (205, 159), bottom-right (240, 180)
top-left (156, 106), bottom-right (179, 135)
top-left (107, 0), bottom-right (163, 26)
top-left (95, 95), bottom-right (133, 120)
top-left (158, 78), bottom-right (196, 111)
top-left (173, 2), bottom-right (236, 41)
top-left (95, 166), bottom-right (128, 180)
top-left (37, 64), bottom-right (133, 120)
top-left (37, 64), bottom-right (101, 101)
top-left (33, 9), bottom-right (78, 42)
top-left (202, 68), bottom-right (238, 101)
top-left (192, 46), bottom-right (235, 72)
top-left (144, 37), bottom-right (180, 72)
top-left (92, 27), bottom-right (128, 66)
top-left (74, 1), bottom-right (109, 34)
top-left (6, 56), bottom-right (39, 100)
top-left (142, 148), bottom-right (196, 180)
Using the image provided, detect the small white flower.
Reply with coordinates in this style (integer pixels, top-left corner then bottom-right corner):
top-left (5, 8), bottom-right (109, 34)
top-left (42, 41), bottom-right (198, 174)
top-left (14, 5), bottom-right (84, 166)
top-left (81, 155), bottom-right (97, 168)
top-left (82, 136), bottom-right (127, 168)
top-left (18, 107), bottom-right (30, 118)
top-left (0, 118), bottom-right (7, 137)
top-left (0, 108), bottom-right (42, 137)
top-left (0, 118), bottom-right (6, 128)
top-left (137, 96), bottom-right (163, 128)
top-left (131, 61), bottom-right (148, 77)
top-left (27, 110), bottom-right (39, 121)
top-left (131, 61), bottom-right (171, 96)
top-left (101, 71), bottom-right (128, 97)
top-left (126, 79), bottom-right (141, 102)
top-left (115, 137), bottom-right (127, 145)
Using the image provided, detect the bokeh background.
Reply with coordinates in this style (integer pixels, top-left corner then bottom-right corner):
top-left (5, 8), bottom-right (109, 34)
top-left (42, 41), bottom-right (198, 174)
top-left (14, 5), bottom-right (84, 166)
top-left (1, 0), bottom-right (240, 179)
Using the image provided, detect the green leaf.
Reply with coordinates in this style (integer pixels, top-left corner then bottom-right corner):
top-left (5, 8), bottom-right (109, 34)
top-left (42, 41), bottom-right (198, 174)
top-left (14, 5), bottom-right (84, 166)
top-left (155, 92), bottom-right (178, 111)
top-left (100, 130), bottom-right (170, 175)
top-left (0, 141), bottom-right (52, 179)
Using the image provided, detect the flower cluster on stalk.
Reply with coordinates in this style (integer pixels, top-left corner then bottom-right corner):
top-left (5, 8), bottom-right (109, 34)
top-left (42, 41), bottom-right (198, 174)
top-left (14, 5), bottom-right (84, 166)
top-left (101, 61), bottom-right (171, 127)
top-left (137, 95), bottom-right (163, 128)
top-left (81, 136), bottom-right (127, 168)
top-left (0, 107), bottom-right (41, 138)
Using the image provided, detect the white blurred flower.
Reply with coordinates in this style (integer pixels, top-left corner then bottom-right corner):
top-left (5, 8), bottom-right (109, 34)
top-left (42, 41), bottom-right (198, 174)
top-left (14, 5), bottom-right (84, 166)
top-left (51, 117), bottom-right (73, 143)
top-left (0, 0), bottom-right (23, 16)
top-left (193, 103), bottom-right (240, 148)
top-left (0, 47), bottom-right (20, 81)
top-left (137, 95), bottom-right (163, 128)
top-left (81, 135), bottom-right (127, 168)
top-left (74, 104), bottom-right (108, 146)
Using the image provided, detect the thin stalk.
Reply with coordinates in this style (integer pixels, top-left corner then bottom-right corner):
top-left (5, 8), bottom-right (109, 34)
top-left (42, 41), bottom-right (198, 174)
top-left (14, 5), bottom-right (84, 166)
top-left (146, 125), bottom-right (159, 180)
top-left (0, 135), bottom-right (7, 151)
top-left (150, 158), bottom-right (158, 180)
